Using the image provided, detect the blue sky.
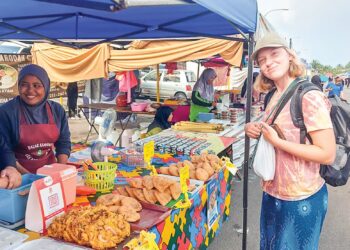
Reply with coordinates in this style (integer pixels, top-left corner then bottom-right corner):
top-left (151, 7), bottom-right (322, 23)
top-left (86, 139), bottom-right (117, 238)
top-left (258, 0), bottom-right (349, 67)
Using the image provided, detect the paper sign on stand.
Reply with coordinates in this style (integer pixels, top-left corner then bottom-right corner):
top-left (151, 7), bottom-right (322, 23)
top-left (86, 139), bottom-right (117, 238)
top-left (207, 178), bottom-right (219, 230)
top-left (144, 141), bottom-right (157, 176)
top-left (174, 165), bottom-right (191, 209)
top-left (25, 173), bottom-right (67, 233)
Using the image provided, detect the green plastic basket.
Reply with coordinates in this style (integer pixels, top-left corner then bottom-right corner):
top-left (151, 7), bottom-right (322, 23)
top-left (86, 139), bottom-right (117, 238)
top-left (84, 162), bottom-right (117, 192)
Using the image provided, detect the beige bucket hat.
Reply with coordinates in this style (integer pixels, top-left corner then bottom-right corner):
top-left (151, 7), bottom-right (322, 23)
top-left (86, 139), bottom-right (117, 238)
top-left (252, 32), bottom-right (288, 60)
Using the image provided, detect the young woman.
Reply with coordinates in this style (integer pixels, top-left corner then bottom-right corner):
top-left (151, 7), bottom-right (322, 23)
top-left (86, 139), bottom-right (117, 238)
top-left (189, 68), bottom-right (218, 121)
top-left (0, 64), bottom-right (71, 174)
top-left (245, 32), bottom-right (336, 249)
top-left (145, 106), bottom-right (173, 137)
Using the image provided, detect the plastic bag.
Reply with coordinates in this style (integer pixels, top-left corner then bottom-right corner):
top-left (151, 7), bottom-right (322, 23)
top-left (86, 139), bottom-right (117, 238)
top-left (253, 135), bottom-right (276, 181)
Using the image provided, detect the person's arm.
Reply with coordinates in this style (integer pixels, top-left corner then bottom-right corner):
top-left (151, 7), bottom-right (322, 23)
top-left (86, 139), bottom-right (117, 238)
top-left (57, 154), bottom-right (69, 164)
top-left (0, 136), bottom-right (22, 189)
top-left (191, 91), bottom-right (213, 107)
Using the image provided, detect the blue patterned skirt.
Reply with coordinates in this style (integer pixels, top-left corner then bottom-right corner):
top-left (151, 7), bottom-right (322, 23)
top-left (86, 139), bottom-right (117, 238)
top-left (260, 184), bottom-right (328, 250)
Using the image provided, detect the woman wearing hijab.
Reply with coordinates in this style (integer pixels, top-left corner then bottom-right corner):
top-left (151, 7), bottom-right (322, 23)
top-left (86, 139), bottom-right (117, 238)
top-left (189, 68), bottom-right (217, 121)
top-left (145, 106), bottom-right (173, 137)
top-left (0, 64), bottom-right (71, 174)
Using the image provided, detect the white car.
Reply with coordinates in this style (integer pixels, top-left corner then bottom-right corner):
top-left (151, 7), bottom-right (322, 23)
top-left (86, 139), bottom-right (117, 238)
top-left (138, 69), bottom-right (197, 100)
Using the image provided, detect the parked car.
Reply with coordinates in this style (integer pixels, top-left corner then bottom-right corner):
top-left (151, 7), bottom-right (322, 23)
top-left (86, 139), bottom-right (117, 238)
top-left (138, 69), bottom-right (196, 100)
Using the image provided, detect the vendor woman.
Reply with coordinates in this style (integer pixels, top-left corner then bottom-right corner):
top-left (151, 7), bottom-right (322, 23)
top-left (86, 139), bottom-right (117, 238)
top-left (189, 68), bottom-right (218, 121)
top-left (145, 106), bottom-right (173, 137)
top-left (0, 64), bottom-right (71, 174)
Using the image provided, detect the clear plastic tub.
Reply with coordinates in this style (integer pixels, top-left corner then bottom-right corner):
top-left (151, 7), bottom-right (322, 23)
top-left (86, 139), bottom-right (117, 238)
top-left (0, 227), bottom-right (28, 250)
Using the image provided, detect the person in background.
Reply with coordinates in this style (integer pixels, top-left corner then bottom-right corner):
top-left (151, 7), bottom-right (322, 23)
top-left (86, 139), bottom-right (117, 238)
top-left (145, 106), bottom-right (173, 137)
top-left (245, 32), bottom-right (335, 250)
top-left (0, 135), bottom-right (22, 189)
top-left (189, 68), bottom-right (218, 121)
top-left (66, 81), bottom-right (79, 119)
top-left (0, 64), bottom-right (71, 174)
top-left (325, 76), bottom-right (345, 99)
top-left (311, 74), bottom-right (323, 91)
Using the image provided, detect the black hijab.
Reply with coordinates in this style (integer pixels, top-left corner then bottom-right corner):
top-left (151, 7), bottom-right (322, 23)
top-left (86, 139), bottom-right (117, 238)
top-left (148, 106), bottom-right (173, 132)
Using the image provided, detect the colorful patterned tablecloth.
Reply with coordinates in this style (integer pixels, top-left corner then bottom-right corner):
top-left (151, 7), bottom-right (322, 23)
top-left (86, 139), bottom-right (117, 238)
top-left (17, 145), bottom-right (234, 249)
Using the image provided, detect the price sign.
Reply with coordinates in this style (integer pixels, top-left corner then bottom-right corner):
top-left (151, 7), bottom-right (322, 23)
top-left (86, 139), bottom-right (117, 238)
top-left (143, 141), bottom-right (155, 164)
top-left (143, 141), bottom-right (157, 175)
top-left (174, 164), bottom-right (191, 209)
top-left (221, 157), bottom-right (238, 176)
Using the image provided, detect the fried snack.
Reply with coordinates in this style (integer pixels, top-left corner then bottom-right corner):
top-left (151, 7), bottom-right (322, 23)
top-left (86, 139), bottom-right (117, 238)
top-left (113, 186), bottom-right (129, 197)
top-left (169, 182), bottom-right (181, 200)
top-left (120, 196), bottom-right (142, 212)
top-left (143, 188), bottom-right (157, 204)
top-left (128, 178), bottom-right (143, 189)
top-left (154, 190), bottom-right (172, 206)
top-left (176, 162), bottom-right (184, 168)
top-left (196, 168), bottom-right (209, 181)
top-left (108, 205), bottom-right (120, 213)
top-left (190, 155), bottom-right (200, 163)
top-left (189, 169), bottom-right (197, 179)
top-left (207, 154), bottom-right (220, 162)
top-left (202, 162), bottom-right (214, 176)
top-left (168, 165), bottom-right (179, 176)
top-left (125, 186), bottom-right (137, 199)
top-left (152, 176), bottom-right (175, 192)
top-left (117, 206), bottom-right (141, 222)
top-left (132, 188), bottom-right (148, 202)
top-left (96, 193), bottom-right (121, 206)
top-left (48, 206), bottom-right (130, 250)
top-left (183, 160), bottom-right (194, 169)
top-left (142, 176), bottom-right (154, 190)
top-left (158, 167), bottom-right (169, 175)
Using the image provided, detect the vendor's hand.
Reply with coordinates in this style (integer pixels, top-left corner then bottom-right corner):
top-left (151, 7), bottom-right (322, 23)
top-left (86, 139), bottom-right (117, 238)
top-left (260, 122), bottom-right (281, 146)
top-left (1, 166), bottom-right (22, 189)
top-left (244, 122), bottom-right (261, 139)
top-left (214, 93), bottom-right (221, 101)
top-left (212, 101), bottom-right (217, 107)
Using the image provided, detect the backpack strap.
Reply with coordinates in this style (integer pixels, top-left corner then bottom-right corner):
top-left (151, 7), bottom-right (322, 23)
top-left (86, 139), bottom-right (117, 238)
top-left (290, 81), bottom-right (322, 144)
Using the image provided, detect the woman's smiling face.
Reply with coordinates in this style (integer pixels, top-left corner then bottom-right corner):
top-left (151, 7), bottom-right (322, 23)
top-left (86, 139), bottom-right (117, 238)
top-left (257, 47), bottom-right (291, 81)
top-left (19, 75), bottom-right (45, 106)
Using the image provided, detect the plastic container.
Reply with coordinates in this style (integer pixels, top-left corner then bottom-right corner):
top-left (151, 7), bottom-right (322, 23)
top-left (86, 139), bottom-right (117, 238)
top-left (120, 148), bottom-right (144, 167)
top-left (36, 163), bottom-right (77, 205)
top-left (131, 102), bottom-right (148, 112)
top-left (84, 162), bottom-right (117, 192)
top-left (121, 129), bottom-right (134, 148)
top-left (197, 112), bottom-right (215, 122)
top-left (116, 92), bottom-right (127, 107)
top-left (0, 174), bottom-right (43, 223)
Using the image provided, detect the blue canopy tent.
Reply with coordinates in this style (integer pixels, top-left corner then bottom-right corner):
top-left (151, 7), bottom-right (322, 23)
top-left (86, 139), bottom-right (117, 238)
top-left (0, 1), bottom-right (258, 249)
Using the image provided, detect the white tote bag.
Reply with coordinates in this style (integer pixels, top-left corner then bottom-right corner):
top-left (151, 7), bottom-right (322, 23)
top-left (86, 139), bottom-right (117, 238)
top-left (252, 135), bottom-right (276, 181)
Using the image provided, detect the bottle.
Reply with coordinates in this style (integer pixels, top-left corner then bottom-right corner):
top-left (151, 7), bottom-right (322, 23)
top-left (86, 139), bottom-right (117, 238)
top-left (333, 137), bottom-right (347, 170)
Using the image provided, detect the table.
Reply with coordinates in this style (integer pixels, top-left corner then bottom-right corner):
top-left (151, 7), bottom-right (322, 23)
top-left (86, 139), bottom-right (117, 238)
top-left (12, 146), bottom-right (235, 249)
top-left (78, 103), bottom-right (155, 144)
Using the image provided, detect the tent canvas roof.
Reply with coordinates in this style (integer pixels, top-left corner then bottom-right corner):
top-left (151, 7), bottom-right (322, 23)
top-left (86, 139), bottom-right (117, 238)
top-left (0, 0), bottom-right (257, 47)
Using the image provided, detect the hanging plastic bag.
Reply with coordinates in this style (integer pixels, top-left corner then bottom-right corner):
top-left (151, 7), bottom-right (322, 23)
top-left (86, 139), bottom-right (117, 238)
top-left (253, 135), bottom-right (276, 181)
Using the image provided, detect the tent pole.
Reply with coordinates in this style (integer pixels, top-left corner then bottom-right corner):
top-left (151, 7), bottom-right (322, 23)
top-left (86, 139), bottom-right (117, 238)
top-left (197, 61), bottom-right (200, 80)
top-left (242, 33), bottom-right (254, 250)
top-left (156, 64), bottom-right (160, 103)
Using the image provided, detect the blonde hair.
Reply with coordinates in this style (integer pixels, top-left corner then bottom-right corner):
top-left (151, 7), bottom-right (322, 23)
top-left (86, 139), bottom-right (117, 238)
top-left (254, 48), bottom-right (305, 93)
